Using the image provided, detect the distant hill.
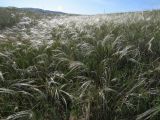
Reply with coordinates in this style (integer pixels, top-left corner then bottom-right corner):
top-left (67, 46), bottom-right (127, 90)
top-left (0, 7), bottom-right (66, 15)
top-left (0, 7), bottom-right (67, 30)
top-left (20, 8), bottom-right (66, 15)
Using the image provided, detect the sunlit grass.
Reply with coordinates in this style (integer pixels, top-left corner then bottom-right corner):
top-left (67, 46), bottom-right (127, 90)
top-left (0, 9), bottom-right (160, 120)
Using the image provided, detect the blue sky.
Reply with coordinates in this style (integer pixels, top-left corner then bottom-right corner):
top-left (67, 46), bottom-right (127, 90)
top-left (0, 0), bottom-right (160, 14)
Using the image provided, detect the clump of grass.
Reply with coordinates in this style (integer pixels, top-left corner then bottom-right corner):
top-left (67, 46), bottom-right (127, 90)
top-left (0, 10), bottom-right (160, 120)
top-left (0, 8), bottom-right (20, 30)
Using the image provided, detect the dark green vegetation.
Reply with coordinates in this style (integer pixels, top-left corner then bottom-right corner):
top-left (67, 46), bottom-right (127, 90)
top-left (0, 9), bottom-right (160, 120)
top-left (0, 8), bottom-right (20, 29)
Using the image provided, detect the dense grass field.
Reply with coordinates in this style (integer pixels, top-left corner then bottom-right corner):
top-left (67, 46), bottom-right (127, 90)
top-left (0, 8), bottom-right (160, 120)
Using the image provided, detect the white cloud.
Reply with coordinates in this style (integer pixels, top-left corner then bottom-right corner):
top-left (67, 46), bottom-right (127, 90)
top-left (57, 5), bottom-right (64, 11)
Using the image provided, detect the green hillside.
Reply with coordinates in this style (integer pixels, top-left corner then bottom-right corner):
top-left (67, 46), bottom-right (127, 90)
top-left (0, 8), bottom-right (160, 120)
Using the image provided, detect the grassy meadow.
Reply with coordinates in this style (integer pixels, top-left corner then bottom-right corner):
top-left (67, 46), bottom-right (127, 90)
top-left (0, 8), bottom-right (160, 120)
